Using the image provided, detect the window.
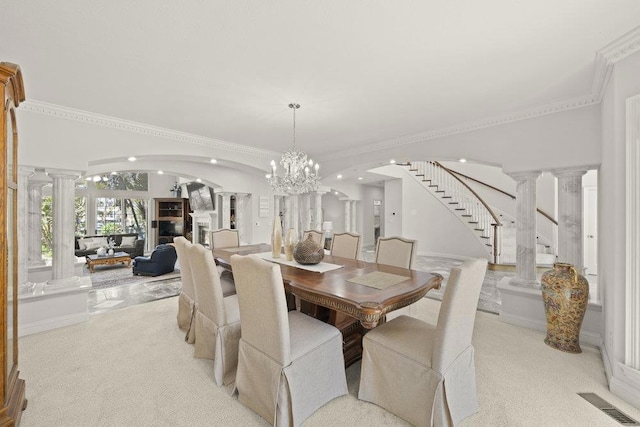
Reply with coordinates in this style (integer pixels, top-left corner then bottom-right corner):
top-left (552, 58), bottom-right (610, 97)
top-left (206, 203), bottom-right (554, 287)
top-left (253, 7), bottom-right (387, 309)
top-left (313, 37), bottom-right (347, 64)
top-left (75, 196), bottom-right (87, 237)
top-left (94, 172), bottom-right (148, 191)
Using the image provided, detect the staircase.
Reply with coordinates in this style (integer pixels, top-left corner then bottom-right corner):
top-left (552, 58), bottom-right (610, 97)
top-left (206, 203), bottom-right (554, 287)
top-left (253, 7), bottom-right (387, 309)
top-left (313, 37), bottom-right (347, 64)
top-left (402, 161), bottom-right (558, 267)
top-left (403, 161), bottom-right (501, 263)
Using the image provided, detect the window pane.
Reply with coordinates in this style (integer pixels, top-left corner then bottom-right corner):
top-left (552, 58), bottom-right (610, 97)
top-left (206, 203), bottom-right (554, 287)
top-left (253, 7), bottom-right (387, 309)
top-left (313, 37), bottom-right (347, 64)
top-left (94, 172), bottom-right (148, 191)
top-left (41, 195), bottom-right (53, 258)
top-left (124, 198), bottom-right (147, 239)
top-left (75, 196), bottom-right (87, 236)
top-left (96, 197), bottom-right (123, 234)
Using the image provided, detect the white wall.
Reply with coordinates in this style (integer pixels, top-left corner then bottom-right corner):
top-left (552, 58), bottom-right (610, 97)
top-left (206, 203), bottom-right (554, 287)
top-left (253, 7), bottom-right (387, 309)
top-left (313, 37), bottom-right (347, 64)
top-left (600, 49), bottom-right (640, 408)
top-left (322, 193), bottom-right (346, 234)
top-left (360, 185), bottom-right (384, 247)
top-left (383, 179), bottom-right (402, 237)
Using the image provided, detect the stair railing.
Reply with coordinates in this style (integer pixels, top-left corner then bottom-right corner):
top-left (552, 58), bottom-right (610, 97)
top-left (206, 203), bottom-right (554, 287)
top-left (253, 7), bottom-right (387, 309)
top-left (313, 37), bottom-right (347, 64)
top-left (408, 161), bottom-right (502, 264)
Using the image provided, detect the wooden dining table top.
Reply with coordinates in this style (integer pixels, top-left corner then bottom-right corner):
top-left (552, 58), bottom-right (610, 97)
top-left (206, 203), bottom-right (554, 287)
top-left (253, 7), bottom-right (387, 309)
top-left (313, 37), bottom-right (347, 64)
top-left (212, 244), bottom-right (443, 328)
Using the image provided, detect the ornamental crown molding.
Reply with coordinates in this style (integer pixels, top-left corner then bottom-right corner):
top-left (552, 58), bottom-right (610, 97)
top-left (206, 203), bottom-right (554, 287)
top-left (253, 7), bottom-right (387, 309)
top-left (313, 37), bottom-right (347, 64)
top-left (20, 100), bottom-right (279, 160)
top-left (321, 25), bottom-right (640, 162)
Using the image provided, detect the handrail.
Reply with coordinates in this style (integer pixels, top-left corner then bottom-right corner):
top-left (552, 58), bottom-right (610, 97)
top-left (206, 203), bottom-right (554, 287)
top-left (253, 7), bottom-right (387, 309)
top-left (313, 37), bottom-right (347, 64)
top-left (445, 167), bottom-right (558, 226)
top-left (434, 162), bottom-right (502, 227)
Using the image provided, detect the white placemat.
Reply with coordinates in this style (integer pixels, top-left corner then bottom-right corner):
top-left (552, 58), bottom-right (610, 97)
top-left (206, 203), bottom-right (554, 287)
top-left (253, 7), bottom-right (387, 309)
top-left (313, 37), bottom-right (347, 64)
top-left (254, 252), bottom-right (344, 273)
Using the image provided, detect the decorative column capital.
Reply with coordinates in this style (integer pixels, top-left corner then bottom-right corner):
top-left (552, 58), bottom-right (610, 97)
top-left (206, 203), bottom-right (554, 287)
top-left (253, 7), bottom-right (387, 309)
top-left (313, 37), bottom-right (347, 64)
top-left (47, 171), bottom-right (81, 181)
top-left (551, 168), bottom-right (589, 179)
top-left (507, 171), bottom-right (541, 182)
top-left (17, 165), bottom-right (36, 178)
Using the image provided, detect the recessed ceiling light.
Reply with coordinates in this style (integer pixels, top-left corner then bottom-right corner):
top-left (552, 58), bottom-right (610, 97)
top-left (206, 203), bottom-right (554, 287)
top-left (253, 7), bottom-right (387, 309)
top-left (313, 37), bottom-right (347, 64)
top-left (335, 191), bottom-right (339, 195)
top-left (158, 170), bottom-right (164, 174)
top-left (128, 156), bottom-right (136, 162)
top-left (358, 177), bottom-right (363, 180)
top-left (459, 158), bottom-right (467, 163)
top-left (210, 158), bottom-right (217, 164)
top-left (196, 178), bottom-right (202, 183)
top-left (389, 159), bottom-right (396, 164)
top-left (337, 174), bottom-right (342, 179)
top-left (265, 174), bottom-right (271, 179)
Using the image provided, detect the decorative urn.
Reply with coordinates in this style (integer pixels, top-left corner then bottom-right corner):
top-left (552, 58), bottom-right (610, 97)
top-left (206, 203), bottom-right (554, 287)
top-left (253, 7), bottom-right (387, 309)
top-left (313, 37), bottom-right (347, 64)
top-left (293, 234), bottom-right (324, 265)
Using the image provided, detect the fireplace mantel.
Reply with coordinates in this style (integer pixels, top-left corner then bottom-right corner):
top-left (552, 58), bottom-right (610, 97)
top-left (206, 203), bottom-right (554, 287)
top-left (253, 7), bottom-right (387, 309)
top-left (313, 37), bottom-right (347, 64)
top-left (189, 211), bottom-right (217, 245)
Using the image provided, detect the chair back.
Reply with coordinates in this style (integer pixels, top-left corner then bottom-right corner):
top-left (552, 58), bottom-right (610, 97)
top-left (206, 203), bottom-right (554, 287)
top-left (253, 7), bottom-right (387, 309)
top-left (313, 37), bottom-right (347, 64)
top-left (330, 232), bottom-right (361, 259)
top-left (173, 237), bottom-right (196, 300)
top-left (375, 236), bottom-right (416, 269)
top-left (230, 254), bottom-right (291, 365)
top-left (302, 230), bottom-right (323, 247)
top-left (187, 243), bottom-right (227, 325)
top-left (432, 258), bottom-right (487, 372)
top-left (210, 228), bottom-right (240, 249)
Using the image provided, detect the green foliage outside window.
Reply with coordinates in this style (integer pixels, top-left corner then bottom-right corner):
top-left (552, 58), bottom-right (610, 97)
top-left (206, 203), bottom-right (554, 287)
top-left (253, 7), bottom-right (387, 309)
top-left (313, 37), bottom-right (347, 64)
top-left (94, 172), bottom-right (148, 191)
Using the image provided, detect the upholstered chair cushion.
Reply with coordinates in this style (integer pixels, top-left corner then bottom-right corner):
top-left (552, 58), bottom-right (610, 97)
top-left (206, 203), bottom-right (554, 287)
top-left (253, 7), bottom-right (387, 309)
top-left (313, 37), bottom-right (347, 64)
top-left (375, 236), bottom-right (417, 269)
top-left (302, 230), bottom-right (323, 247)
top-left (173, 237), bottom-right (196, 334)
top-left (329, 232), bottom-right (361, 260)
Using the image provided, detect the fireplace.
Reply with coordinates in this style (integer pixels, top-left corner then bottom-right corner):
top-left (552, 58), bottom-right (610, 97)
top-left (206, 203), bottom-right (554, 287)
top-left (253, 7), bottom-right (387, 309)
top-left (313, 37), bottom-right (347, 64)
top-left (189, 211), bottom-right (217, 246)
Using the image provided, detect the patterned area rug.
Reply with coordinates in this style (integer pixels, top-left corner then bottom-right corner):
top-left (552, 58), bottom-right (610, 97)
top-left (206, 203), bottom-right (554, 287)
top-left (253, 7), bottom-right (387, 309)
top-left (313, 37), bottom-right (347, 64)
top-left (86, 265), bottom-right (181, 290)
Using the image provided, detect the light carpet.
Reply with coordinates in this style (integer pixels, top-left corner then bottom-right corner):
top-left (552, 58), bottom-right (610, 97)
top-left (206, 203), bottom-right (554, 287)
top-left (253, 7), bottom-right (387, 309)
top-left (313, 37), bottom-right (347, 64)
top-left (19, 296), bottom-right (640, 426)
top-left (86, 265), bottom-right (181, 289)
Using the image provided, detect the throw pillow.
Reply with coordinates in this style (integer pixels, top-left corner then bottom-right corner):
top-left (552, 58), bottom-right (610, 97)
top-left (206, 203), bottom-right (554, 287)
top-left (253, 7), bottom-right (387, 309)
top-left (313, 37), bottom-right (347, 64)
top-left (93, 237), bottom-right (109, 247)
top-left (85, 241), bottom-right (103, 250)
top-left (78, 238), bottom-right (93, 250)
top-left (120, 236), bottom-right (137, 247)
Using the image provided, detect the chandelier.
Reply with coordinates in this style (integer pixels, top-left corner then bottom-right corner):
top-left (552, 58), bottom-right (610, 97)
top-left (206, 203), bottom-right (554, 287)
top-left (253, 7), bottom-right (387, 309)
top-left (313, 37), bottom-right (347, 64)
top-left (267, 103), bottom-right (320, 195)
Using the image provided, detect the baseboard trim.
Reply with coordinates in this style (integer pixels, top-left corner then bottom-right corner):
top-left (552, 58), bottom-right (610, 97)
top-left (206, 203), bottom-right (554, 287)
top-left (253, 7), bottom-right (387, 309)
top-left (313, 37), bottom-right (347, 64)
top-left (17, 312), bottom-right (89, 337)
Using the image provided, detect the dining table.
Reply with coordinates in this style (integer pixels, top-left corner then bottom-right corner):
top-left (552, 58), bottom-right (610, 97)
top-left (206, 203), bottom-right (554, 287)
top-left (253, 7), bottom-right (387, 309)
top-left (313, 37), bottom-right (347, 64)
top-left (212, 243), bottom-right (443, 366)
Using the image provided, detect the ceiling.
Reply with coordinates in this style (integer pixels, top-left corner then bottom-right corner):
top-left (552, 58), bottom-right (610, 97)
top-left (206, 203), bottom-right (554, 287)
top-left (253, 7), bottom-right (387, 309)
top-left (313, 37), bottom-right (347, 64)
top-left (3, 1), bottom-right (640, 178)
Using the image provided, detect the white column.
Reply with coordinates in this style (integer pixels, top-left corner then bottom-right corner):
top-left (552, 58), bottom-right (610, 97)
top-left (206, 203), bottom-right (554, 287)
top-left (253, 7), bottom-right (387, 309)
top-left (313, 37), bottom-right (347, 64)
top-left (350, 200), bottom-right (357, 234)
top-left (302, 194), bottom-right (312, 231)
top-left (27, 177), bottom-right (47, 267)
top-left (290, 195), bottom-right (300, 235)
top-left (283, 196), bottom-right (291, 232)
top-left (235, 194), bottom-right (247, 244)
top-left (554, 168), bottom-right (587, 272)
top-left (221, 194), bottom-right (231, 229)
top-left (48, 172), bottom-right (81, 281)
top-left (314, 192), bottom-right (323, 231)
top-left (509, 171), bottom-right (540, 287)
top-left (17, 167), bottom-right (35, 285)
top-left (344, 200), bottom-right (351, 232)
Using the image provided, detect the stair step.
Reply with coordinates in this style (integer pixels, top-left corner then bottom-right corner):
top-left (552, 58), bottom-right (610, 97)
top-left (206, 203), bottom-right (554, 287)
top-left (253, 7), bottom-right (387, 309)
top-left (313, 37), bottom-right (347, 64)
top-left (435, 190), bottom-right (445, 193)
top-left (474, 228), bottom-right (484, 231)
top-left (441, 196), bottom-right (452, 199)
top-left (481, 236), bottom-right (491, 239)
top-left (422, 179), bottom-right (431, 183)
top-left (428, 185), bottom-right (438, 188)
top-left (468, 221), bottom-right (479, 224)
top-left (455, 208), bottom-right (466, 211)
top-left (461, 214), bottom-right (472, 217)
top-left (486, 244), bottom-right (493, 247)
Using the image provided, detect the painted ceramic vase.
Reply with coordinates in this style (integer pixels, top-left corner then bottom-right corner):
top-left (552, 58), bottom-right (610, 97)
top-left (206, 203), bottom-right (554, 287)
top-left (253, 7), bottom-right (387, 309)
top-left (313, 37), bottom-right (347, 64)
top-left (96, 247), bottom-right (107, 257)
top-left (284, 228), bottom-right (297, 261)
top-left (293, 234), bottom-right (324, 265)
top-left (541, 262), bottom-right (589, 353)
top-left (271, 217), bottom-right (282, 259)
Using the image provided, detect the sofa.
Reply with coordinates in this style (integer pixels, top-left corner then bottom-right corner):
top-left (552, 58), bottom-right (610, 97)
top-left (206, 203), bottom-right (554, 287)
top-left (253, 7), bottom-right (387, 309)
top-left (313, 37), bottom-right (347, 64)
top-left (75, 233), bottom-right (145, 258)
top-left (132, 244), bottom-right (177, 276)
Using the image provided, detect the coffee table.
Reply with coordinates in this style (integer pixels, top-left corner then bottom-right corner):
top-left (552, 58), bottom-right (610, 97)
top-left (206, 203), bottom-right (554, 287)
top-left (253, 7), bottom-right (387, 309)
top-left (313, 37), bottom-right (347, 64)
top-left (85, 252), bottom-right (132, 273)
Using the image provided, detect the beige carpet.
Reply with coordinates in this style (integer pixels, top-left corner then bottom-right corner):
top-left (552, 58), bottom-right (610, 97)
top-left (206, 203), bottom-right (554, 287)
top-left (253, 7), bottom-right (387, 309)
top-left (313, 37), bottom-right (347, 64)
top-left (19, 297), bottom-right (640, 426)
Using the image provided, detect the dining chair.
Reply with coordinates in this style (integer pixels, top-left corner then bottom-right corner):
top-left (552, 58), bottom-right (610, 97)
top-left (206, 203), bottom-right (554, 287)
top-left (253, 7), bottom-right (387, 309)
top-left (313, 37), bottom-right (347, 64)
top-left (329, 232), bottom-right (361, 260)
top-left (187, 243), bottom-right (242, 386)
top-left (173, 237), bottom-right (196, 336)
top-left (358, 258), bottom-right (488, 427)
top-left (210, 228), bottom-right (240, 249)
top-left (210, 228), bottom-right (240, 280)
top-left (230, 254), bottom-right (348, 426)
top-left (302, 229), bottom-right (324, 247)
top-left (375, 236), bottom-right (417, 269)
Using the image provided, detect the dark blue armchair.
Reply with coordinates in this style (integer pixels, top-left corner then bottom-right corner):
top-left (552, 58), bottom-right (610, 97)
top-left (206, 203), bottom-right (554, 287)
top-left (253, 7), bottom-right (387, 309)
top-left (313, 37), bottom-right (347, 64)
top-left (133, 244), bottom-right (177, 277)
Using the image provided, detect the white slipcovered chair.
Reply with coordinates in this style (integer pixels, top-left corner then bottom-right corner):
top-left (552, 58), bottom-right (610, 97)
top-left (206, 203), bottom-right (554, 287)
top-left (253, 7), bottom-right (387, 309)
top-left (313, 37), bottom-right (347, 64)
top-left (230, 254), bottom-right (348, 426)
top-left (301, 230), bottom-right (323, 247)
top-left (358, 258), bottom-right (488, 427)
top-left (210, 228), bottom-right (240, 249)
top-left (375, 236), bottom-right (417, 269)
top-left (210, 228), bottom-right (240, 280)
top-left (173, 237), bottom-right (196, 335)
top-left (329, 232), bottom-right (361, 260)
top-left (187, 243), bottom-right (241, 386)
